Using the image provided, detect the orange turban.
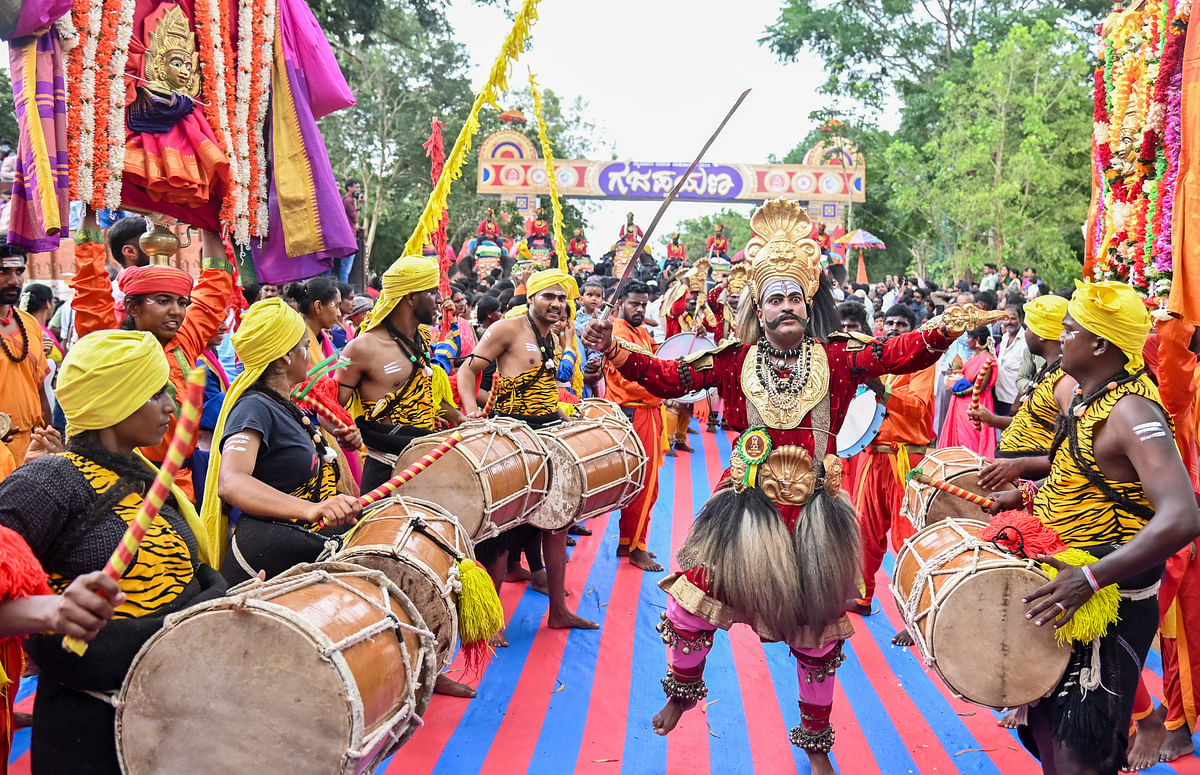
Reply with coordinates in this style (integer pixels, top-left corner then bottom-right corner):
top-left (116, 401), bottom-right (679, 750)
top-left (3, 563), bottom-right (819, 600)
top-left (117, 266), bottom-right (194, 298)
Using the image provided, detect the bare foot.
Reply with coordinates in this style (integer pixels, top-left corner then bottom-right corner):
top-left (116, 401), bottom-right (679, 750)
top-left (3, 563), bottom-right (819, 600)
top-left (629, 548), bottom-right (664, 572)
top-left (997, 710), bottom-right (1023, 729)
top-left (434, 673), bottom-right (477, 698)
top-left (547, 609), bottom-right (599, 629)
top-left (505, 566), bottom-right (532, 583)
top-left (675, 442), bottom-right (695, 453)
top-left (806, 751), bottom-right (836, 775)
top-left (664, 446), bottom-right (678, 457)
top-left (891, 628), bottom-right (914, 647)
top-left (489, 629), bottom-right (509, 648)
top-left (1160, 719), bottom-right (1194, 762)
top-left (847, 598), bottom-right (872, 616)
top-left (652, 697), bottom-right (696, 735)
top-left (568, 524), bottom-right (592, 536)
top-left (616, 545), bottom-right (656, 558)
top-left (1125, 705), bottom-right (1167, 770)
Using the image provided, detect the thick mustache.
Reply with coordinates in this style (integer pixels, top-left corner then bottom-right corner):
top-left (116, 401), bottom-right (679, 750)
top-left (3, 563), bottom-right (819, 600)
top-left (765, 313), bottom-right (806, 331)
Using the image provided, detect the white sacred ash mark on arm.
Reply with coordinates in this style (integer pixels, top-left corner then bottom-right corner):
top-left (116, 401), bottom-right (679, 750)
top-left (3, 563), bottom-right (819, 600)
top-left (1132, 421), bottom-right (1169, 441)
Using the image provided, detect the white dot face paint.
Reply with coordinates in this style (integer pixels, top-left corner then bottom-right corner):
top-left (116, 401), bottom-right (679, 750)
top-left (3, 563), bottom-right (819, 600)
top-left (1132, 421), bottom-right (1169, 441)
top-left (383, 360), bottom-right (403, 375)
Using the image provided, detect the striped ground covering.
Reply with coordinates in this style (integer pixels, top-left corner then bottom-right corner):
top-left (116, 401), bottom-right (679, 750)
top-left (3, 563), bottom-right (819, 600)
top-left (9, 428), bottom-right (1200, 773)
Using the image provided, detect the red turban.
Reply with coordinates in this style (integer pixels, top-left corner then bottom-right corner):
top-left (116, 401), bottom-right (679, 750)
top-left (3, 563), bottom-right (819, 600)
top-left (117, 266), bottom-right (194, 298)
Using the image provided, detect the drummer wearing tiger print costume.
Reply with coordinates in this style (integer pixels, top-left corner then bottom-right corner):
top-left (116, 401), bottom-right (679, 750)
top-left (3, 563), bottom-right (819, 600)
top-left (988, 281), bottom-right (1200, 775)
top-left (583, 199), bottom-right (991, 774)
top-left (456, 268), bottom-right (599, 635)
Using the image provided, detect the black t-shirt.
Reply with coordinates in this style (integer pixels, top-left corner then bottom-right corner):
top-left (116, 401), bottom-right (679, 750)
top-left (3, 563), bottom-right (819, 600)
top-left (221, 392), bottom-right (320, 498)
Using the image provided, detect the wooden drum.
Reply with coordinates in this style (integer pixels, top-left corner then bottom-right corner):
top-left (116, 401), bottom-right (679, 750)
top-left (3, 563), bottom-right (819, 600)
top-left (577, 397), bottom-right (627, 422)
top-left (327, 496), bottom-right (473, 669)
top-left (530, 415), bottom-right (647, 530)
top-left (116, 563), bottom-right (438, 774)
top-left (891, 519), bottom-right (1069, 709)
top-left (391, 418), bottom-right (549, 542)
top-left (901, 446), bottom-right (1014, 531)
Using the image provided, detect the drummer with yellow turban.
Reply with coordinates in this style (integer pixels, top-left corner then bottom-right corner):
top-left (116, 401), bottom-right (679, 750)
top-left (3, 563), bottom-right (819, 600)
top-left (337, 255), bottom-right (463, 494)
top-left (990, 280), bottom-right (1200, 775)
top-left (455, 267), bottom-right (599, 635)
top-left (202, 298), bottom-right (361, 583)
top-left (0, 330), bottom-right (227, 775)
top-left (974, 293), bottom-right (1071, 489)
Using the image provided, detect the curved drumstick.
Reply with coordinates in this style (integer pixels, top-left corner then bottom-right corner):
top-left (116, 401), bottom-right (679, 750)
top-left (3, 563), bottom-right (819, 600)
top-left (907, 467), bottom-right (996, 510)
top-left (970, 359), bottom-right (995, 430)
top-left (63, 368), bottom-right (207, 655)
top-left (315, 430), bottom-right (465, 528)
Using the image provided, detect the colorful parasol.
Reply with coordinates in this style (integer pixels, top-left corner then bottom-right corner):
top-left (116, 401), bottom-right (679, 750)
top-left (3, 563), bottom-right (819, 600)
top-left (834, 228), bottom-right (886, 284)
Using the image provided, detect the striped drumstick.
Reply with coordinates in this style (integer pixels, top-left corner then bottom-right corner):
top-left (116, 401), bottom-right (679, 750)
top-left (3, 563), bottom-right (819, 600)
top-left (970, 360), bottom-right (994, 430)
top-left (296, 394), bottom-right (352, 434)
top-left (907, 467), bottom-right (996, 509)
top-left (62, 368), bottom-right (207, 656)
top-left (315, 430), bottom-right (465, 528)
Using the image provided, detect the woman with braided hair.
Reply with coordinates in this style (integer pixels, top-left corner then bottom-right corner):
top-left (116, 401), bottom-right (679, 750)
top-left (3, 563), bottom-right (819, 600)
top-left (990, 281), bottom-right (1200, 775)
top-left (0, 330), bottom-right (227, 773)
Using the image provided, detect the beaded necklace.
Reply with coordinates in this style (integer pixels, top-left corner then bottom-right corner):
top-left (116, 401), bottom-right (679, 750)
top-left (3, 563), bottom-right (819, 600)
top-left (0, 306), bottom-right (29, 364)
top-left (755, 337), bottom-right (812, 412)
top-left (526, 313), bottom-right (558, 373)
top-left (384, 320), bottom-right (433, 378)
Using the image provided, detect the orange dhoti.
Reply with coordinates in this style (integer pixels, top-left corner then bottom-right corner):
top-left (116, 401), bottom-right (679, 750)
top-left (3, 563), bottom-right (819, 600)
top-left (853, 445), bottom-right (924, 603)
top-left (1159, 546), bottom-right (1200, 733)
top-left (619, 404), bottom-right (664, 552)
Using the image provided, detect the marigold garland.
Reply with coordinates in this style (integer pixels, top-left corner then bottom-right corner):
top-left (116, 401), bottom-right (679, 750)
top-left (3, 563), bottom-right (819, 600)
top-left (528, 70), bottom-right (567, 271)
top-left (1089, 0), bottom-right (1189, 305)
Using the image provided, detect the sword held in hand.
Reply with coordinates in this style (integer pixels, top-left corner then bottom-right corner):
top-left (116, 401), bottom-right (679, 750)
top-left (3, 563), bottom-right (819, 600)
top-left (600, 88), bottom-right (751, 321)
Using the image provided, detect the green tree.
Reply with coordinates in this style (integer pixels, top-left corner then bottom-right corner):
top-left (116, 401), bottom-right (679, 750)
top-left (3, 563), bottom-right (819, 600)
top-left (885, 22), bottom-right (1091, 287)
top-left (665, 207), bottom-right (754, 262)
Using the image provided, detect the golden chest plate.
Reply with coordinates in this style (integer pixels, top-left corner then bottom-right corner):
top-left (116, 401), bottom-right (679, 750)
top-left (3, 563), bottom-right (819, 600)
top-left (740, 343), bottom-right (829, 430)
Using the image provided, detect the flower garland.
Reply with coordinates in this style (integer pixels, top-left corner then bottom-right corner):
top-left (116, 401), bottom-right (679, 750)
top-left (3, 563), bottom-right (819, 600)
top-left (195, 0), bottom-right (240, 233)
top-left (65, 0), bottom-right (90, 201)
top-left (397, 0), bottom-right (543, 261)
top-left (249, 0), bottom-right (275, 237)
top-left (1090, 0), bottom-right (1190, 304)
top-left (232, 0), bottom-right (256, 243)
top-left (106, 0), bottom-right (137, 210)
top-left (528, 70), bottom-right (568, 271)
top-left (88, 0), bottom-right (119, 207)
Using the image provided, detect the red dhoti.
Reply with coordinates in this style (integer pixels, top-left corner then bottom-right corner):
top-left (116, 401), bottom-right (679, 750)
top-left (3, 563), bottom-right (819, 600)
top-left (853, 445), bottom-right (924, 603)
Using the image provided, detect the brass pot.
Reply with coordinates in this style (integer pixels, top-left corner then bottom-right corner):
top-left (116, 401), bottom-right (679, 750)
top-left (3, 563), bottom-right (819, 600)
top-left (139, 223), bottom-right (192, 266)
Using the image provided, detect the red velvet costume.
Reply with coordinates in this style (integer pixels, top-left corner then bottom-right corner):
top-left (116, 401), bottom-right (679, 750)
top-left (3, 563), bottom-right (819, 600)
top-left (706, 234), bottom-right (729, 255)
top-left (476, 218), bottom-right (502, 240)
top-left (667, 241), bottom-right (686, 261)
top-left (527, 217), bottom-right (549, 238)
top-left (568, 237), bottom-right (588, 257)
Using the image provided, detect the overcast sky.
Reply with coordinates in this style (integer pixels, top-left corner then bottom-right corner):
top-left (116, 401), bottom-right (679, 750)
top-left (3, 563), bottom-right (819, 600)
top-left (445, 0), bottom-right (884, 243)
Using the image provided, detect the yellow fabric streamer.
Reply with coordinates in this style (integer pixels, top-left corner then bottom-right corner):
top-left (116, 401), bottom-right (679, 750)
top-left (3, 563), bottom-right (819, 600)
top-left (400, 0), bottom-right (543, 260)
top-left (528, 70), bottom-right (567, 270)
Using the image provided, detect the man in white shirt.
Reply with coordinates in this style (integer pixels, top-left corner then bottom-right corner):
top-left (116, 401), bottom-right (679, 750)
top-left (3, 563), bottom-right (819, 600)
top-left (993, 302), bottom-right (1028, 416)
top-left (979, 263), bottom-right (999, 292)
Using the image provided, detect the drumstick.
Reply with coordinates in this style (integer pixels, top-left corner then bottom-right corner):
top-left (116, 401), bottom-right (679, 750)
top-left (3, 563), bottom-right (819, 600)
top-left (295, 394), bottom-right (352, 434)
top-left (62, 368), bottom-right (206, 656)
top-left (315, 430), bottom-right (465, 528)
top-left (907, 467), bottom-right (996, 509)
top-left (970, 360), bottom-right (994, 430)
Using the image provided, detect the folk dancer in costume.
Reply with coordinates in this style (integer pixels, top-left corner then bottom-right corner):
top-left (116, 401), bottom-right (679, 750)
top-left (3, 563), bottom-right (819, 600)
top-left (699, 264), bottom-right (749, 433)
top-left (0, 331), bottom-right (227, 775)
top-left (619, 211), bottom-right (644, 242)
top-left (989, 281), bottom-right (1200, 775)
top-left (0, 246), bottom-right (51, 463)
top-left (663, 279), bottom-right (706, 456)
top-left (666, 232), bottom-right (687, 268)
top-left (567, 227), bottom-right (589, 259)
top-left (706, 222), bottom-right (729, 259)
top-left (845, 304), bottom-right (938, 621)
top-left (604, 281), bottom-right (668, 571)
top-left (337, 256), bottom-right (462, 494)
top-left (201, 299), bottom-right (361, 583)
top-left (526, 206), bottom-right (551, 248)
top-left (70, 212), bottom-right (233, 501)
top-left (457, 269), bottom-right (600, 634)
top-left (474, 208), bottom-right (503, 257)
top-left (938, 326), bottom-right (998, 456)
top-left (583, 200), bottom-right (984, 773)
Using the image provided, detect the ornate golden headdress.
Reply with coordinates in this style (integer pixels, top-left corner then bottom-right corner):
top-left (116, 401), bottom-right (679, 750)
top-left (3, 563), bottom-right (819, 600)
top-left (144, 4), bottom-right (200, 98)
top-left (745, 199), bottom-right (822, 302)
top-left (727, 262), bottom-right (748, 294)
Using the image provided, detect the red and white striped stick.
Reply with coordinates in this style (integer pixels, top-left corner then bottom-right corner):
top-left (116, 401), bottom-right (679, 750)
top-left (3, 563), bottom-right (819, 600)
top-left (315, 430), bottom-right (465, 528)
top-left (970, 359), bottom-right (995, 430)
top-left (63, 368), bottom-right (207, 655)
top-left (296, 394), bottom-right (352, 434)
top-left (908, 467), bottom-right (996, 509)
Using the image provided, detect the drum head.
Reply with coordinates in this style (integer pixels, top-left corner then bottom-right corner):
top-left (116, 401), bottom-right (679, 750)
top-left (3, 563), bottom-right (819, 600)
top-left (657, 334), bottom-right (718, 403)
top-left (930, 566), bottom-right (1069, 708)
top-left (925, 470), bottom-right (1010, 524)
top-left (529, 435), bottom-right (583, 530)
top-left (836, 390), bottom-right (886, 457)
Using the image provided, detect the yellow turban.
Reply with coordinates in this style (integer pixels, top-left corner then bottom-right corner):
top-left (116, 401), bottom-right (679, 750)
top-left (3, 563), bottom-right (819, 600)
top-left (362, 255), bottom-right (440, 332)
top-left (526, 268), bottom-right (578, 301)
top-left (1023, 294), bottom-right (1069, 341)
top-left (505, 304), bottom-right (528, 319)
top-left (58, 330), bottom-right (169, 436)
top-left (201, 298), bottom-right (307, 569)
top-left (1068, 280), bottom-right (1152, 374)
